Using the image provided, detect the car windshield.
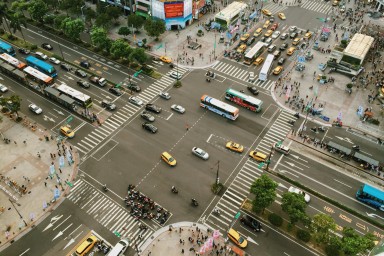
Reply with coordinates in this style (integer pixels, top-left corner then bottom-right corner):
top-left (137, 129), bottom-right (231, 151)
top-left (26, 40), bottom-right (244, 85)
top-left (238, 237), bottom-right (244, 243)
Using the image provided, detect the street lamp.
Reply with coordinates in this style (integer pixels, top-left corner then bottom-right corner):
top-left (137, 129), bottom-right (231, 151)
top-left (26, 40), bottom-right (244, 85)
top-left (8, 199), bottom-right (28, 227)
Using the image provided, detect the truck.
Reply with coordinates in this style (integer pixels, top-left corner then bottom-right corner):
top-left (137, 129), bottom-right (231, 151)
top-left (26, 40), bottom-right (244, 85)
top-left (89, 76), bottom-right (107, 87)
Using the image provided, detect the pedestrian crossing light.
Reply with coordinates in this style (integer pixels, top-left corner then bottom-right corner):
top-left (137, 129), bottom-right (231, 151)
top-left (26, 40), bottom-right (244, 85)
top-left (113, 231), bottom-right (121, 237)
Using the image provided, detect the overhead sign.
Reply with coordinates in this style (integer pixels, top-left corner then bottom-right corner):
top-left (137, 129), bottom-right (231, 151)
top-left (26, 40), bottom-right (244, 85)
top-left (164, 2), bottom-right (184, 18)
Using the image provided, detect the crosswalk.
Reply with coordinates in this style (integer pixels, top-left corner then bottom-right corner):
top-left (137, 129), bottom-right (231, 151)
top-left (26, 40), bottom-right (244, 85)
top-left (203, 110), bottom-right (295, 231)
top-left (75, 66), bottom-right (189, 155)
top-left (300, 0), bottom-right (334, 14)
top-left (262, 2), bottom-right (288, 15)
top-left (212, 61), bottom-right (275, 90)
top-left (68, 179), bottom-right (153, 247)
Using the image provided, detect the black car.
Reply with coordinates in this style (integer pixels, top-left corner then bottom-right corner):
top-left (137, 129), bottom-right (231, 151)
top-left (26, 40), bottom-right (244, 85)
top-left (108, 87), bottom-right (122, 96)
top-left (259, 36), bottom-right (266, 43)
top-left (41, 43), bottom-right (53, 50)
top-left (18, 48), bottom-right (30, 55)
top-left (145, 103), bottom-right (162, 114)
top-left (277, 57), bottom-right (286, 65)
top-left (279, 43), bottom-right (288, 51)
top-left (80, 61), bottom-right (90, 69)
top-left (142, 122), bottom-right (158, 133)
top-left (101, 100), bottom-right (116, 110)
top-left (290, 32), bottom-right (298, 39)
top-left (247, 86), bottom-right (259, 95)
top-left (240, 215), bottom-right (262, 232)
top-left (61, 63), bottom-right (72, 71)
top-left (75, 69), bottom-right (87, 78)
top-left (127, 83), bottom-right (141, 92)
top-left (77, 80), bottom-right (90, 88)
top-left (140, 111), bottom-right (155, 122)
top-left (246, 37), bottom-right (255, 46)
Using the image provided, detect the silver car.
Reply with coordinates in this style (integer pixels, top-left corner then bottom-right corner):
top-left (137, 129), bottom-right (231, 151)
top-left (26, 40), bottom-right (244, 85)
top-left (28, 103), bottom-right (42, 114)
top-left (0, 83), bottom-right (8, 93)
top-left (49, 57), bottom-right (61, 65)
top-left (128, 96), bottom-right (143, 106)
top-left (192, 147), bottom-right (209, 160)
top-left (171, 104), bottom-right (185, 114)
top-left (170, 71), bottom-right (182, 80)
top-left (159, 92), bottom-right (171, 100)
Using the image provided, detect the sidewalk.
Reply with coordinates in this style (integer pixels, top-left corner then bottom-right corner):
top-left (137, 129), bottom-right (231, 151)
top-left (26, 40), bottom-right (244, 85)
top-left (0, 113), bottom-right (78, 250)
top-left (136, 222), bottom-right (233, 256)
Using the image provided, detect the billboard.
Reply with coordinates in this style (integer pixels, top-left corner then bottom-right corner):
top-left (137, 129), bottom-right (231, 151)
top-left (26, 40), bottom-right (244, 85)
top-left (164, 2), bottom-right (184, 18)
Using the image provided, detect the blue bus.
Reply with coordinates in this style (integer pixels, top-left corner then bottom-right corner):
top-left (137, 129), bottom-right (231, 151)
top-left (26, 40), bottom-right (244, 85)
top-left (0, 40), bottom-right (16, 56)
top-left (356, 184), bottom-right (384, 211)
top-left (25, 56), bottom-right (57, 77)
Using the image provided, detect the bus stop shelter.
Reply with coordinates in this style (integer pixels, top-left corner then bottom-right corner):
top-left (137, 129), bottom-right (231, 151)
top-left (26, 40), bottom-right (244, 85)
top-left (353, 152), bottom-right (379, 167)
top-left (327, 141), bottom-right (352, 155)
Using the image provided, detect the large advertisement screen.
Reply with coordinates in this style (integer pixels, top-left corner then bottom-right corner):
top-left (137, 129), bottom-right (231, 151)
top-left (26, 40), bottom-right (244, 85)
top-left (164, 2), bottom-right (184, 18)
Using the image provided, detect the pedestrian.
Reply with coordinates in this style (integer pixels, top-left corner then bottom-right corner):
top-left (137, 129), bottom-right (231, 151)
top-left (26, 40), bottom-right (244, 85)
top-left (44, 182), bottom-right (47, 187)
top-left (50, 153), bottom-right (53, 159)
top-left (53, 154), bottom-right (56, 159)
top-left (37, 152), bottom-right (41, 158)
top-left (14, 141), bottom-right (17, 145)
top-left (59, 168), bottom-right (62, 174)
top-left (180, 238), bottom-right (183, 244)
top-left (181, 249), bottom-right (184, 254)
top-left (23, 140), bottom-right (26, 145)
top-left (182, 240), bottom-right (185, 245)
top-left (69, 146), bottom-right (72, 151)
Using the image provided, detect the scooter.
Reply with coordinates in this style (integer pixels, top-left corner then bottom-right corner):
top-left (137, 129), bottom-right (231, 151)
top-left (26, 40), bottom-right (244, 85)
top-left (352, 145), bottom-right (360, 151)
top-left (171, 186), bottom-right (178, 194)
top-left (206, 78), bottom-right (211, 82)
top-left (288, 120), bottom-right (295, 125)
top-left (102, 184), bottom-right (108, 192)
top-left (310, 127), bottom-right (318, 133)
top-left (294, 112), bottom-right (300, 119)
top-left (213, 208), bottom-right (221, 216)
top-left (318, 126), bottom-right (326, 132)
top-left (191, 198), bottom-right (199, 207)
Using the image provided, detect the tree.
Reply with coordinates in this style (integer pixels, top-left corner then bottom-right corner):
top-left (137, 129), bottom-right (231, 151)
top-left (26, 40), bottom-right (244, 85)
top-left (59, 0), bottom-right (83, 16)
top-left (127, 14), bottom-right (144, 31)
top-left (90, 26), bottom-right (110, 50)
top-left (9, 11), bottom-right (27, 41)
top-left (144, 18), bottom-right (166, 39)
top-left (95, 13), bottom-right (112, 28)
top-left (61, 17), bottom-right (84, 41)
top-left (129, 48), bottom-right (147, 64)
top-left (106, 6), bottom-right (121, 22)
top-left (250, 174), bottom-right (277, 213)
top-left (11, 0), bottom-right (29, 14)
top-left (341, 227), bottom-right (376, 256)
top-left (110, 39), bottom-right (131, 59)
top-left (84, 7), bottom-right (96, 27)
top-left (53, 15), bottom-right (67, 29)
top-left (118, 26), bottom-right (131, 38)
top-left (0, 1), bottom-right (11, 33)
top-left (281, 192), bottom-right (309, 225)
top-left (0, 95), bottom-right (22, 118)
top-left (310, 214), bottom-right (336, 245)
top-left (28, 0), bottom-right (48, 22)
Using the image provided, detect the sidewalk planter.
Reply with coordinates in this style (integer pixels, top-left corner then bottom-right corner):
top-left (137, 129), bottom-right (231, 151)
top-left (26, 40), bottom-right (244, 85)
top-left (197, 30), bottom-right (204, 37)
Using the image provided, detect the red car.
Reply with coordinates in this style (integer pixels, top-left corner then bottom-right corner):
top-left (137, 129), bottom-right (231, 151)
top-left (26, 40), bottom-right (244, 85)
top-left (271, 23), bottom-right (279, 31)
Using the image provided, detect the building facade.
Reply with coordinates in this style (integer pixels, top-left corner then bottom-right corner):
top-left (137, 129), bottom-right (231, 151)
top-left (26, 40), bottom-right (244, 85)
top-left (149, 0), bottom-right (194, 30)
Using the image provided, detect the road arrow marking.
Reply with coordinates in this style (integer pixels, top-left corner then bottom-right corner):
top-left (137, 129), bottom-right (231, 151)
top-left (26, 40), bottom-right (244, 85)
top-left (63, 238), bottom-right (75, 250)
top-left (44, 215), bottom-right (63, 231)
top-left (247, 236), bottom-right (258, 245)
top-left (53, 109), bottom-right (65, 116)
top-left (53, 215), bottom-right (71, 231)
top-left (206, 134), bottom-right (213, 143)
top-left (290, 154), bottom-right (300, 159)
top-left (278, 182), bottom-right (288, 189)
top-left (53, 223), bottom-right (73, 241)
top-left (366, 213), bottom-right (384, 220)
top-left (43, 223), bottom-right (53, 232)
top-left (285, 162), bottom-right (295, 167)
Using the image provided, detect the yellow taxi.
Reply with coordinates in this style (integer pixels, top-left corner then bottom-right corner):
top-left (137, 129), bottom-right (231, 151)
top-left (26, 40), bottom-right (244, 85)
top-left (263, 20), bottom-right (270, 29)
top-left (273, 66), bottom-right (284, 75)
top-left (60, 126), bottom-right (75, 138)
top-left (228, 229), bottom-right (248, 248)
top-left (264, 30), bottom-right (273, 37)
top-left (240, 33), bottom-right (250, 42)
top-left (76, 235), bottom-right (98, 255)
top-left (287, 47), bottom-right (296, 55)
top-left (253, 28), bottom-right (263, 37)
top-left (304, 32), bottom-right (312, 39)
top-left (159, 56), bottom-right (172, 63)
top-left (249, 151), bottom-right (267, 162)
top-left (278, 12), bottom-right (286, 20)
top-left (237, 44), bottom-right (247, 53)
top-left (292, 37), bottom-right (301, 45)
top-left (254, 56), bottom-right (264, 66)
top-left (226, 141), bottom-right (244, 153)
top-left (261, 9), bottom-right (272, 16)
top-left (161, 152), bottom-right (176, 166)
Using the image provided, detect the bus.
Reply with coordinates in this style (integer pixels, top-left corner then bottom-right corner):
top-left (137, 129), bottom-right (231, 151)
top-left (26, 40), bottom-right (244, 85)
top-left (243, 42), bottom-right (265, 65)
top-left (56, 83), bottom-right (93, 108)
top-left (259, 54), bottom-right (274, 81)
top-left (25, 56), bottom-right (57, 77)
top-left (0, 53), bottom-right (26, 69)
top-left (225, 88), bottom-right (263, 112)
top-left (200, 94), bottom-right (239, 120)
top-left (23, 66), bottom-right (54, 85)
top-left (356, 184), bottom-right (384, 211)
top-left (0, 40), bottom-right (16, 56)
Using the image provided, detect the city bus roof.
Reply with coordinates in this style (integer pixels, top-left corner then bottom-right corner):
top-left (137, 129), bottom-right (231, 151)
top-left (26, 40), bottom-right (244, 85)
top-left (226, 88), bottom-right (263, 105)
top-left (362, 184), bottom-right (384, 201)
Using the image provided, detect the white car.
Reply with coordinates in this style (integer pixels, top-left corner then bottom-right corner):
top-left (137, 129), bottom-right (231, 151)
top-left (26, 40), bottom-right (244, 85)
top-left (0, 83), bottom-right (8, 93)
top-left (171, 104), bottom-right (185, 114)
top-left (170, 71), bottom-right (182, 80)
top-left (248, 72), bottom-right (255, 82)
top-left (289, 26), bottom-right (297, 32)
top-left (128, 96), bottom-right (143, 106)
top-left (192, 147), bottom-right (209, 160)
top-left (49, 57), bottom-right (60, 65)
top-left (159, 92), bottom-right (171, 100)
top-left (35, 51), bottom-right (48, 60)
top-left (288, 186), bottom-right (310, 203)
top-left (265, 38), bottom-right (273, 46)
top-left (28, 103), bottom-right (42, 114)
top-left (272, 31), bottom-right (281, 39)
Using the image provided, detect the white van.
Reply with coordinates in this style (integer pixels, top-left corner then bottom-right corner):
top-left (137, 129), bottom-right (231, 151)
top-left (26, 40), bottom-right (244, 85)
top-left (108, 238), bottom-right (130, 256)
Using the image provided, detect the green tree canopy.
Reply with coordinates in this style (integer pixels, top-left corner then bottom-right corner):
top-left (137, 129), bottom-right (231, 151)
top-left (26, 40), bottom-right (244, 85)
top-left (0, 95), bottom-right (22, 117)
top-left (9, 10), bottom-right (27, 40)
top-left (118, 26), bottom-right (131, 38)
top-left (129, 48), bottom-right (147, 64)
top-left (105, 6), bottom-right (121, 22)
top-left (11, 0), bottom-right (29, 13)
top-left (310, 214), bottom-right (336, 245)
top-left (250, 174), bottom-right (277, 213)
top-left (341, 227), bottom-right (376, 256)
top-left (84, 7), bottom-right (96, 26)
top-left (90, 26), bottom-right (110, 51)
top-left (53, 14), bottom-right (66, 29)
top-left (110, 39), bottom-right (131, 59)
top-left (59, 0), bottom-right (83, 15)
top-left (95, 13), bottom-right (112, 28)
top-left (144, 18), bottom-right (166, 39)
top-left (61, 17), bottom-right (84, 41)
top-left (127, 14), bottom-right (144, 31)
top-left (27, 0), bottom-right (48, 22)
top-left (281, 192), bottom-right (309, 225)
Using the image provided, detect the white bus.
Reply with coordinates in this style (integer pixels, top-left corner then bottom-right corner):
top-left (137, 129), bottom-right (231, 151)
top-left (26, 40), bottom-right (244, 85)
top-left (56, 84), bottom-right (93, 108)
top-left (200, 94), bottom-right (239, 120)
top-left (0, 53), bottom-right (26, 69)
top-left (243, 42), bottom-right (265, 65)
top-left (259, 54), bottom-right (274, 81)
top-left (23, 66), bottom-right (53, 85)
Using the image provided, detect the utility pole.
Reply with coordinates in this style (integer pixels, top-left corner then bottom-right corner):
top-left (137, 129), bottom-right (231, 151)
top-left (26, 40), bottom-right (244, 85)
top-left (215, 160), bottom-right (220, 185)
top-left (265, 144), bottom-right (273, 171)
top-left (9, 199), bottom-right (28, 227)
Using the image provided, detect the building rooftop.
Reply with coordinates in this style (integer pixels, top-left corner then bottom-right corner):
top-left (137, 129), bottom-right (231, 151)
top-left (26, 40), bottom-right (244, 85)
top-left (215, 1), bottom-right (248, 20)
top-left (343, 33), bottom-right (374, 60)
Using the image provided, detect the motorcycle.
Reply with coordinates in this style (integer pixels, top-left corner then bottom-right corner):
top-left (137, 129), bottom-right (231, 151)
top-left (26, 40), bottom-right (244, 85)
top-left (171, 186), bottom-right (178, 194)
top-left (139, 224), bottom-right (148, 231)
top-left (206, 78), bottom-right (211, 82)
top-left (294, 112), bottom-right (300, 119)
top-left (288, 120), bottom-right (295, 125)
top-left (318, 126), bottom-right (326, 132)
top-left (213, 208), bottom-right (221, 216)
top-left (102, 184), bottom-right (108, 192)
top-left (310, 127), bottom-right (318, 133)
top-left (332, 121), bottom-right (342, 127)
top-left (352, 145), bottom-right (360, 151)
top-left (191, 198), bottom-right (199, 207)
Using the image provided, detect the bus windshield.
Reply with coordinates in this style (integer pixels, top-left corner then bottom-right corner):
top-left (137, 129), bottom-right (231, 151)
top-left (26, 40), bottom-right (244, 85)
top-left (356, 184), bottom-right (384, 211)
top-left (0, 40), bottom-right (16, 56)
top-left (243, 42), bottom-right (265, 65)
top-left (225, 88), bottom-right (263, 112)
top-left (259, 54), bottom-right (274, 81)
top-left (200, 94), bottom-right (239, 120)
